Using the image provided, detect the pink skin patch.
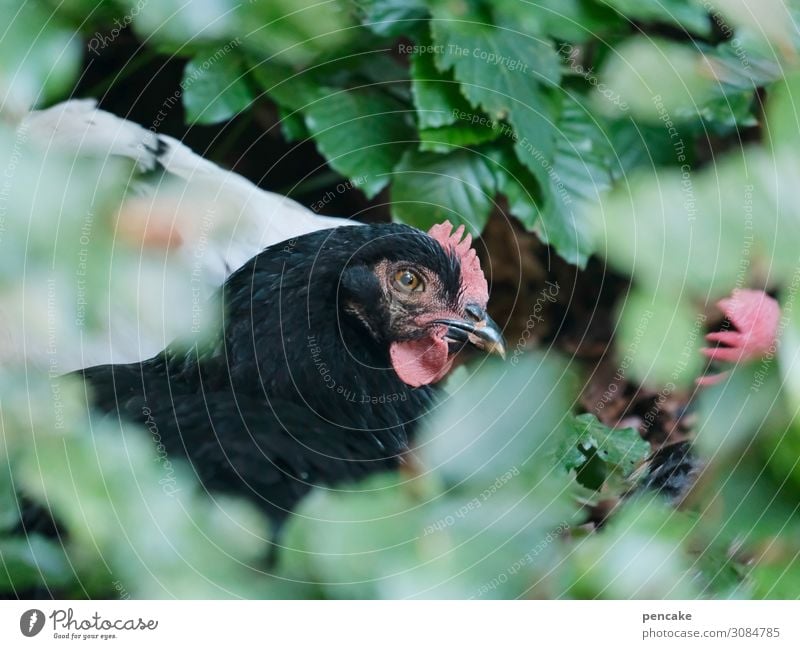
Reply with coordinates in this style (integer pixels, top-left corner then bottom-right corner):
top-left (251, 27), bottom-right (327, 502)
top-left (697, 289), bottom-right (780, 386)
top-left (389, 221), bottom-right (489, 387)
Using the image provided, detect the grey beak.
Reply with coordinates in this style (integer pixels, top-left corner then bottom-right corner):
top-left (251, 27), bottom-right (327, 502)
top-left (434, 304), bottom-right (507, 359)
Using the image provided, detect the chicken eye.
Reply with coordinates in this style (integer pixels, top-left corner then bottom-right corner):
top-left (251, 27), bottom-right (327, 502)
top-left (394, 269), bottom-right (423, 292)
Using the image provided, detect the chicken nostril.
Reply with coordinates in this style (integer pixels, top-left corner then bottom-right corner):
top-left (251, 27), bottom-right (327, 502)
top-left (465, 303), bottom-right (484, 321)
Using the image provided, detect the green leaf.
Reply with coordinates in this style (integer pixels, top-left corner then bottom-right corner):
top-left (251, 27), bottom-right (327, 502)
top-left (277, 106), bottom-right (309, 142)
top-left (604, 118), bottom-right (692, 175)
top-left (593, 152), bottom-right (755, 297)
top-left (238, 0), bottom-right (358, 66)
top-left (561, 498), bottom-right (703, 598)
top-left (431, 12), bottom-right (561, 185)
top-left (419, 122), bottom-right (501, 153)
top-left (249, 60), bottom-right (329, 111)
top-left (0, 1), bottom-right (81, 112)
top-left (594, 38), bottom-right (718, 122)
top-left (487, 94), bottom-right (616, 268)
top-left (391, 149), bottom-right (496, 233)
top-left (560, 413), bottom-right (649, 477)
top-left (304, 88), bottom-right (416, 198)
top-left (486, 145), bottom-right (540, 226)
top-left (696, 359), bottom-right (786, 460)
top-left (750, 551), bottom-right (800, 598)
top-left (353, 0), bottom-right (429, 36)
top-left (598, 0), bottom-right (712, 36)
top-left (281, 473), bottom-right (422, 598)
top-left (0, 466), bottom-right (19, 533)
top-left (534, 96), bottom-right (615, 266)
top-left (766, 70), bottom-right (800, 153)
top-left (411, 47), bottom-right (474, 129)
top-left (0, 535), bottom-right (73, 592)
top-left (418, 355), bottom-right (574, 484)
top-left (615, 288), bottom-right (704, 388)
top-left (183, 47), bottom-right (254, 124)
top-left (132, 0), bottom-right (238, 50)
top-left (493, 0), bottom-right (624, 42)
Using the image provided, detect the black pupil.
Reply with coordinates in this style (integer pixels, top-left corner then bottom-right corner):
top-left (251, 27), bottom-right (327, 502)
top-left (402, 272), bottom-right (414, 285)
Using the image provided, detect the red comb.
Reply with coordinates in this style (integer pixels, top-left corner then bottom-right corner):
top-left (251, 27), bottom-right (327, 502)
top-left (428, 221), bottom-right (488, 305)
top-left (696, 289), bottom-right (780, 386)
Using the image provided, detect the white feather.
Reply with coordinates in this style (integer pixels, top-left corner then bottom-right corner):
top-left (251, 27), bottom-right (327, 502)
top-left (10, 99), bottom-right (357, 371)
top-left (21, 99), bottom-right (354, 283)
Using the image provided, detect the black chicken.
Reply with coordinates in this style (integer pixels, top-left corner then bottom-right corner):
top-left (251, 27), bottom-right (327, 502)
top-left (78, 221), bottom-right (505, 539)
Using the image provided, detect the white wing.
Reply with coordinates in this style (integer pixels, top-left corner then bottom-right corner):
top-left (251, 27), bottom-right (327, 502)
top-left (21, 99), bottom-right (354, 284)
top-left (11, 99), bottom-right (357, 371)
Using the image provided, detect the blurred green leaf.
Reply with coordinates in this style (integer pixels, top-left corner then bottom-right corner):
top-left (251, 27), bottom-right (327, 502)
top-left (599, 0), bottom-right (712, 36)
top-left (749, 550), bottom-right (800, 598)
top-left (594, 38), bottom-right (718, 122)
top-left (493, 0), bottom-right (622, 42)
top-left (696, 359), bottom-right (786, 459)
top-left (131, 0), bottom-right (238, 50)
top-left (0, 535), bottom-right (73, 592)
top-left (238, 0), bottom-right (358, 66)
top-left (418, 355), bottom-right (574, 483)
top-left (615, 289), bottom-right (704, 388)
top-left (0, 466), bottom-right (19, 532)
top-left (354, 0), bottom-right (429, 36)
top-left (0, 1), bottom-right (81, 114)
top-left (560, 498), bottom-right (703, 598)
top-left (766, 70), bottom-right (800, 153)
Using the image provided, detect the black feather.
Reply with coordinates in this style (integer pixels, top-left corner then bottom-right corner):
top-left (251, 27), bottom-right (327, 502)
top-left (76, 224), bottom-right (453, 538)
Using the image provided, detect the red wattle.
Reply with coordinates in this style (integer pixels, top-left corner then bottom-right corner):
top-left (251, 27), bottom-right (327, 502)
top-left (390, 333), bottom-right (453, 388)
